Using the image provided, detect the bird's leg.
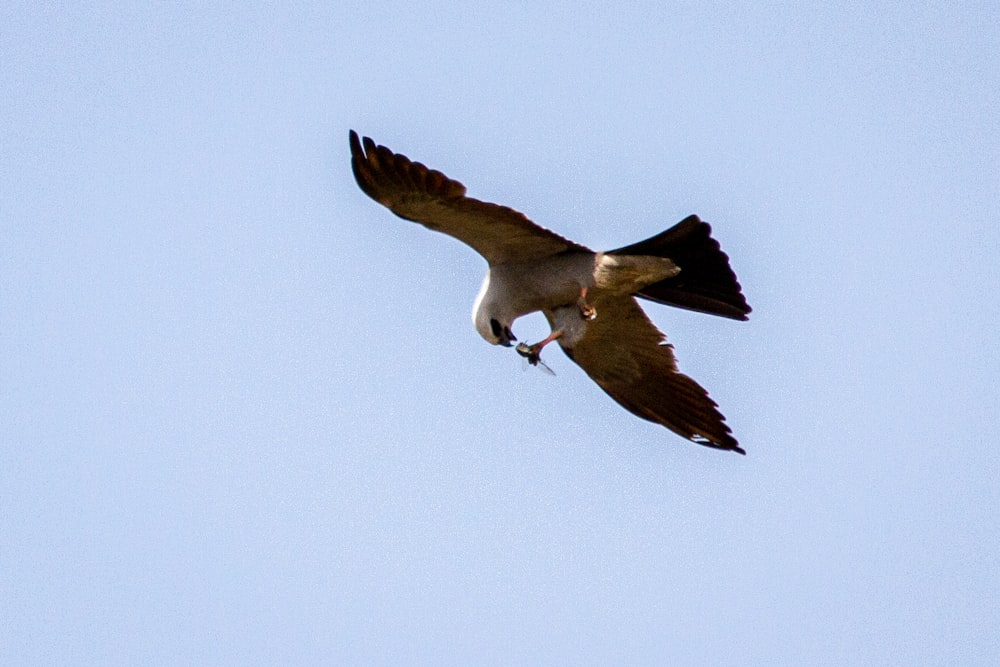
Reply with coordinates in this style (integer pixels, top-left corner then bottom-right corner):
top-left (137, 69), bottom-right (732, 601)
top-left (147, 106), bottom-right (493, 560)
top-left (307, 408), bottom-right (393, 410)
top-left (577, 286), bottom-right (596, 321)
top-left (515, 329), bottom-right (563, 366)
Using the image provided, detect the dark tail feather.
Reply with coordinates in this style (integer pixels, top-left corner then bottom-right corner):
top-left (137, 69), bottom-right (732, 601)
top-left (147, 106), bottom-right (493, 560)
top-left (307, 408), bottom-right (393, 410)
top-left (611, 215), bottom-right (751, 320)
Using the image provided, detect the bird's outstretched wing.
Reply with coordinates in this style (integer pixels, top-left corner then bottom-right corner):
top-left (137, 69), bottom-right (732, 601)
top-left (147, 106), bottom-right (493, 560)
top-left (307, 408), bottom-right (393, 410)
top-left (552, 296), bottom-right (744, 454)
top-left (350, 131), bottom-right (590, 265)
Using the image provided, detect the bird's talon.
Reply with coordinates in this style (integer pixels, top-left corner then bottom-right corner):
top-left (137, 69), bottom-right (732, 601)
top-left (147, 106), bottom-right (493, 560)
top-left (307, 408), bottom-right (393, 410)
top-left (515, 342), bottom-right (541, 366)
top-left (577, 286), bottom-right (596, 320)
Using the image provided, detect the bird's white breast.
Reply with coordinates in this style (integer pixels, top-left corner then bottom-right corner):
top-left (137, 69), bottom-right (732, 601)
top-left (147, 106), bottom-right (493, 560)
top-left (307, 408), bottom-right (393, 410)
top-left (485, 254), bottom-right (596, 318)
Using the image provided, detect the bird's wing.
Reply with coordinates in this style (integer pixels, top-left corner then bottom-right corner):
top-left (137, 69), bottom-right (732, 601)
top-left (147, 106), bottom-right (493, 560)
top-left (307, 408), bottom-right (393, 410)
top-left (350, 131), bottom-right (590, 265)
top-left (552, 296), bottom-right (744, 453)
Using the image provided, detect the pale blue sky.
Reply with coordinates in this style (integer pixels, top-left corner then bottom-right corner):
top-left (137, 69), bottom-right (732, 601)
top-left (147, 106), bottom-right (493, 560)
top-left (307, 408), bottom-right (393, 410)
top-left (3, 2), bottom-right (999, 664)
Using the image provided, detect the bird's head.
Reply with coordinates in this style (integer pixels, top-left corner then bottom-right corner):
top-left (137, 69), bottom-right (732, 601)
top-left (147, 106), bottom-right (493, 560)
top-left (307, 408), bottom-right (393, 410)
top-left (472, 270), bottom-right (517, 347)
top-left (475, 312), bottom-right (517, 347)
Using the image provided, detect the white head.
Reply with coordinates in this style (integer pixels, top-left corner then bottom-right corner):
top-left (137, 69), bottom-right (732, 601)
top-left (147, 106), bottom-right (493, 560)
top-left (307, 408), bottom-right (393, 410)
top-left (472, 270), bottom-right (517, 347)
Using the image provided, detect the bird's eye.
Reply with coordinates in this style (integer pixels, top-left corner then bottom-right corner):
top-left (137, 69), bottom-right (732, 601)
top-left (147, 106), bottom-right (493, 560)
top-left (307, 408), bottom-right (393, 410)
top-left (489, 318), bottom-right (503, 338)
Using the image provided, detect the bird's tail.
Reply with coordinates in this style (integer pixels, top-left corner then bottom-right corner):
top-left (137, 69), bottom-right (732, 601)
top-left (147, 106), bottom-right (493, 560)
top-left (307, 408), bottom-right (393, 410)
top-left (610, 215), bottom-right (751, 320)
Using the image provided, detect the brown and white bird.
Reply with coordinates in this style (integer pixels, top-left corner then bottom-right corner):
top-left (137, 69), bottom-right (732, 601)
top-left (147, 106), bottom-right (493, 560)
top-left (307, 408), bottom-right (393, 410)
top-left (349, 131), bottom-right (751, 454)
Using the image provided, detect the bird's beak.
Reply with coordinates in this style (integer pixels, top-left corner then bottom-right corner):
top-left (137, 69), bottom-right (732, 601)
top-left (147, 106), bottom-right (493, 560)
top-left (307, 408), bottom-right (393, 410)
top-left (499, 327), bottom-right (517, 347)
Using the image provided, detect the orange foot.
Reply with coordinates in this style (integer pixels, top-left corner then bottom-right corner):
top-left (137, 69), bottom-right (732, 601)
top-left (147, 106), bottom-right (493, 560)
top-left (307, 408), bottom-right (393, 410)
top-left (578, 287), bottom-right (596, 321)
top-left (515, 330), bottom-right (563, 366)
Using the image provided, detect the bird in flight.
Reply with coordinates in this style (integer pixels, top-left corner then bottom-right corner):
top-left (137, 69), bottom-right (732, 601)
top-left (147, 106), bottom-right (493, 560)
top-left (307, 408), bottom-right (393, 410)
top-left (349, 131), bottom-right (751, 454)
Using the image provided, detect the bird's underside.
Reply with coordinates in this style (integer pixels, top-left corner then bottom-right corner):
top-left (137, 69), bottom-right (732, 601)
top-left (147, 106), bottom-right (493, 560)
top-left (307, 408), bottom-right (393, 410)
top-left (349, 130), bottom-right (751, 454)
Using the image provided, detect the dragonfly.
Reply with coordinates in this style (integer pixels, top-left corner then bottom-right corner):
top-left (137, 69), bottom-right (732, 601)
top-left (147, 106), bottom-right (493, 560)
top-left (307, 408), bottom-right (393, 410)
top-left (516, 342), bottom-right (555, 376)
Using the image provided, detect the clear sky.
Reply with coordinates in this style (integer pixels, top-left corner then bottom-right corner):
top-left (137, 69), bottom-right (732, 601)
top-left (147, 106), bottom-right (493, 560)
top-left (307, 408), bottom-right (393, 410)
top-left (3, 2), bottom-right (999, 664)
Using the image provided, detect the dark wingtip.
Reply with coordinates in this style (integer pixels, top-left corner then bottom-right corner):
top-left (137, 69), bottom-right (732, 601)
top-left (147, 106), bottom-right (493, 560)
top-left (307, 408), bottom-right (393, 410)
top-left (693, 434), bottom-right (745, 455)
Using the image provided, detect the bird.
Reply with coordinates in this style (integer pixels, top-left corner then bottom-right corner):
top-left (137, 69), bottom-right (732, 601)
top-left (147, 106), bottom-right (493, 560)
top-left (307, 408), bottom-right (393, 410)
top-left (349, 131), bottom-right (751, 454)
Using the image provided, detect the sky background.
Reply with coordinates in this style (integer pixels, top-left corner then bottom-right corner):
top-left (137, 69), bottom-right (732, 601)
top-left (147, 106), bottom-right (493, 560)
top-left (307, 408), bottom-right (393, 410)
top-left (3, 2), bottom-right (999, 664)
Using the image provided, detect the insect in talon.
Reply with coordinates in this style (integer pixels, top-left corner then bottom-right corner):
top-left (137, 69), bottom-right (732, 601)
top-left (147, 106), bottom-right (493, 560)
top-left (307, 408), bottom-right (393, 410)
top-left (516, 343), bottom-right (554, 375)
